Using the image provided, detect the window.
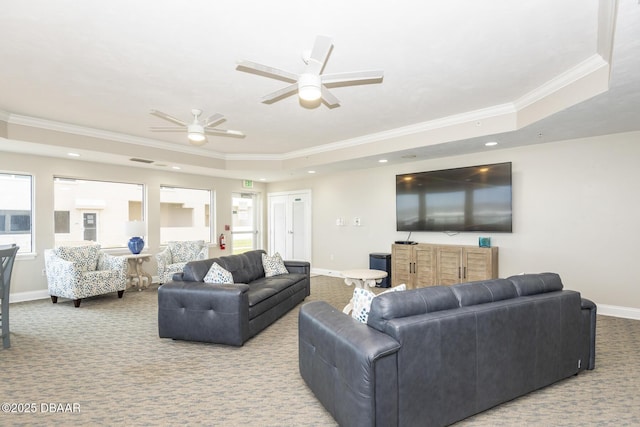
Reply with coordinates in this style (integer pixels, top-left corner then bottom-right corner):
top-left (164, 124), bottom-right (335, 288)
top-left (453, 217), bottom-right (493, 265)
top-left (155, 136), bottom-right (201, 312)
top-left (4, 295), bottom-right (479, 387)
top-left (0, 173), bottom-right (33, 252)
top-left (232, 192), bottom-right (259, 254)
top-left (160, 186), bottom-right (213, 244)
top-left (54, 211), bottom-right (70, 233)
top-left (53, 178), bottom-right (144, 248)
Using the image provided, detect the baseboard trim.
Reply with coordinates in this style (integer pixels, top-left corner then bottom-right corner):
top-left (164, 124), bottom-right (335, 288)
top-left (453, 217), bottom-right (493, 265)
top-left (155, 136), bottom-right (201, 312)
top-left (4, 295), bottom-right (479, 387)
top-left (311, 268), bottom-right (343, 278)
top-left (597, 304), bottom-right (640, 320)
top-left (10, 289), bottom-right (50, 304)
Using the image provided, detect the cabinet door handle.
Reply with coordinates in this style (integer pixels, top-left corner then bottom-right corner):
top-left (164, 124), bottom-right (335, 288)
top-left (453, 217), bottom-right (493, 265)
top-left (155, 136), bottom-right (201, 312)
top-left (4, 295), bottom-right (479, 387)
top-left (458, 267), bottom-right (461, 279)
top-left (463, 267), bottom-right (467, 279)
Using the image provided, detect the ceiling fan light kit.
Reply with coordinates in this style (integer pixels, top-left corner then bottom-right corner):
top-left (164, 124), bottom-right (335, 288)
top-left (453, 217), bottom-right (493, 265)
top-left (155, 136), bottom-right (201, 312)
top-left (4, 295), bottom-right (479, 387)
top-left (187, 125), bottom-right (206, 144)
top-left (150, 108), bottom-right (244, 146)
top-left (298, 73), bottom-right (322, 101)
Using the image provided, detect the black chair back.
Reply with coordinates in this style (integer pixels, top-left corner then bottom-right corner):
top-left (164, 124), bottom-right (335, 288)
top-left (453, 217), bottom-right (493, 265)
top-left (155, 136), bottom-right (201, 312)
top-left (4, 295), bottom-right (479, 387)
top-left (1, 244), bottom-right (19, 349)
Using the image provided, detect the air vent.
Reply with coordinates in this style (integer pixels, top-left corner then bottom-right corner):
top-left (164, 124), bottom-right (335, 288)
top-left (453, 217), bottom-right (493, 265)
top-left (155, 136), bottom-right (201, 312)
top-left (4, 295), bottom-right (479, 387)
top-left (130, 158), bottom-right (154, 164)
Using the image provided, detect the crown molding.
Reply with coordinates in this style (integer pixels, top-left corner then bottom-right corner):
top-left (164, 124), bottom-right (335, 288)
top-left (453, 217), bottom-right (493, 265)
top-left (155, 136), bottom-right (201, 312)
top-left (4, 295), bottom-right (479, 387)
top-left (0, 109), bottom-right (10, 122)
top-left (514, 54), bottom-right (609, 111)
top-left (7, 113), bottom-right (226, 160)
top-left (283, 103), bottom-right (517, 159)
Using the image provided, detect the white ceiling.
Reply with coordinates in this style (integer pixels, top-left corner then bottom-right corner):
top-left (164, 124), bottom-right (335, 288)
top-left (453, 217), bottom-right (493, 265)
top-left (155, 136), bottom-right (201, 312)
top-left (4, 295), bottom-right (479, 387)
top-left (0, 0), bottom-right (638, 181)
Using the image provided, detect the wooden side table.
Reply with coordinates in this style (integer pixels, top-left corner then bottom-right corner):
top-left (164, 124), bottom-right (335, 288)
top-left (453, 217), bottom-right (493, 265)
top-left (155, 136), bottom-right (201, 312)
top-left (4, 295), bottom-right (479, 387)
top-left (124, 254), bottom-right (153, 290)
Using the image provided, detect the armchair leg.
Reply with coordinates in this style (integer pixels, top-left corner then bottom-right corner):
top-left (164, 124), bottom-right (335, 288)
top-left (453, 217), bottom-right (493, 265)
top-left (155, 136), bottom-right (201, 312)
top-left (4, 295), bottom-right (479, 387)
top-left (117, 290), bottom-right (125, 299)
top-left (73, 299), bottom-right (81, 308)
top-left (50, 296), bottom-right (58, 304)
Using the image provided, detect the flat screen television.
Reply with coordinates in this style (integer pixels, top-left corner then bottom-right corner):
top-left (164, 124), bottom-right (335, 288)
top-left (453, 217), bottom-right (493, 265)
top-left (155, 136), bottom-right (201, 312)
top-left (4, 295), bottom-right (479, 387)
top-left (396, 162), bottom-right (512, 232)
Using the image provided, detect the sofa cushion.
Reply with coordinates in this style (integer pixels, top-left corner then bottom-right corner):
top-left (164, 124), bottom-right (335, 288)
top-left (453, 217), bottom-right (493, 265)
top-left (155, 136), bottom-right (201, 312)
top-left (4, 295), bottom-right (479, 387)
top-left (352, 284), bottom-right (407, 323)
top-left (169, 240), bottom-right (205, 263)
top-left (203, 262), bottom-right (234, 284)
top-left (367, 286), bottom-right (459, 331)
top-left (217, 250), bottom-right (266, 284)
top-left (55, 244), bottom-right (101, 271)
top-left (247, 273), bottom-right (308, 319)
top-left (450, 279), bottom-right (517, 307)
top-left (262, 252), bottom-right (289, 277)
top-left (508, 272), bottom-right (563, 296)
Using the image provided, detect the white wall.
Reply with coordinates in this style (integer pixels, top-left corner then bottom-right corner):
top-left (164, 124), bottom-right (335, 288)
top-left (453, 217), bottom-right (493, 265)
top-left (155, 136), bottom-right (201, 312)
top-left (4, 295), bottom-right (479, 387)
top-left (267, 131), bottom-right (640, 317)
top-left (0, 152), bottom-right (265, 298)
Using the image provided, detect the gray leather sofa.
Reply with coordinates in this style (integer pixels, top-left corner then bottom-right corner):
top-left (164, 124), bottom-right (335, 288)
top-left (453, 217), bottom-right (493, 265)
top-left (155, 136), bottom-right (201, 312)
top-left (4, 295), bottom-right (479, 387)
top-left (299, 273), bottom-right (597, 427)
top-left (158, 249), bottom-right (310, 346)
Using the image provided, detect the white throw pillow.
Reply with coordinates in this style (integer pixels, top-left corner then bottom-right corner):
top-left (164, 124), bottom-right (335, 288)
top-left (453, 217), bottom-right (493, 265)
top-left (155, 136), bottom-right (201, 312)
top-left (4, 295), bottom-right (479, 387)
top-left (351, 284), bottom-right (407, 324)
top-left (262, 252), bottom-right (289, 277)
top-left (203, 262), bottom-right (234, 284)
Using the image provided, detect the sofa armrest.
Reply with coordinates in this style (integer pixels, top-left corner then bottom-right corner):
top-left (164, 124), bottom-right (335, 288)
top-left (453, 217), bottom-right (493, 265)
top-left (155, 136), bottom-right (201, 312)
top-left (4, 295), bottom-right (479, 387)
top-left (196, 245), bottom-right (209, 260)
top-left (155, 247), bottom-right (172, 278)
top-left (158, 281), bottom-right (251, 346)
top-left (284, 260), bottom-right (310, 275)
top-left (299, 301), bottom-right (401, 427)
top-left (44, 249), bottom-right (83, 294)
top-left (580, 298), bottom-right (597, 370)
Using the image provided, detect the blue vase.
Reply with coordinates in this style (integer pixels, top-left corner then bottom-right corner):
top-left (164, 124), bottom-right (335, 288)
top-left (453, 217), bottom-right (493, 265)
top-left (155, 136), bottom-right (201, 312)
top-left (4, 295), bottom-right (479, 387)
top-left (128, 237), bottom-right (145, 254)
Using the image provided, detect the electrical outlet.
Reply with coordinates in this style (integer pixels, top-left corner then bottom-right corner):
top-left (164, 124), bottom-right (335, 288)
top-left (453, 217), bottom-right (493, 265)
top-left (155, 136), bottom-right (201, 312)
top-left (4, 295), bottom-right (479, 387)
top-left (353, 217), bottom-right (361, 226)
top-left (42, 268), bottom-right (46, 276)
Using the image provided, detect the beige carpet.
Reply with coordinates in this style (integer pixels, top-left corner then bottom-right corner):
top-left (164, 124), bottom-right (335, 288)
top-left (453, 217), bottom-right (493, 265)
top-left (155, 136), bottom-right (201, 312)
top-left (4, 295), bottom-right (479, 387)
top-left (0, 276), bottom-right (638, 426)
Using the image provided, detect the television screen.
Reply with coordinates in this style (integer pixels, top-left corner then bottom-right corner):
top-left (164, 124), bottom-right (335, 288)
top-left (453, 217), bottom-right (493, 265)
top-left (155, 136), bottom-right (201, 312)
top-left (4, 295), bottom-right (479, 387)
top-left (396, 162), bottom-right (512, 232)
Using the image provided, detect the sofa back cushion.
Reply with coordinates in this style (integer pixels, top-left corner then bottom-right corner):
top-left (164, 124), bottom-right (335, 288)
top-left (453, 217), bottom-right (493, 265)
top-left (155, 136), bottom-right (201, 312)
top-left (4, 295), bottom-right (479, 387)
top-left (367, 286), bottom-right (459, 332)
top-left (450, 279), bottom-right (517, 307)
top-left (508, 272), bottom-right (563, 296)
top-left (217, 250), bottom-right (266, 284)
top-left (182, 250), bottom-right (267, 283)
top-left (55, 244), bottom-right (101, 271)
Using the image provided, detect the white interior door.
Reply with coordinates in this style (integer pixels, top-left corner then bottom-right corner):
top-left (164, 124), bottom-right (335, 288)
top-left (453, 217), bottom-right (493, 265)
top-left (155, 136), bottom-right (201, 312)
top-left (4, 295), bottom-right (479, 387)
top-left (268, 190), bottom-right (311, 262)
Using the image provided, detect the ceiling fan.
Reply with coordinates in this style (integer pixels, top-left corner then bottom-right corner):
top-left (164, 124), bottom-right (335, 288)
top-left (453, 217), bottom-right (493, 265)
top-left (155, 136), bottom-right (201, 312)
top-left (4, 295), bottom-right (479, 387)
top-left (150, 109), bottom-right (245, 146)
top-left (236, 35), bottom-right (384, 108)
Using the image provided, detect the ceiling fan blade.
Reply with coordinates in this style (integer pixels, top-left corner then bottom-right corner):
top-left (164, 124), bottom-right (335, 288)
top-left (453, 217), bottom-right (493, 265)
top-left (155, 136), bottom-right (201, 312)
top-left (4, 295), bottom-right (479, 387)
top-left (261, 83), bottom-right (299, 104)
top-left (321, 70), bottom-right (384, 85)
top-left (307, 35), bottom-right (333, 74)
top-left (236, 60), bottom-right (299, 83)
top-left (205, 128), bottom-right (245, 138)
top-left (150, 110), bottom-right (188, 126)
top-left (150, 126), bottom-right (185, 132)
top-left (204, 113), bottom-right (225, 127)
top-left (321, 86), bottom-right (341, 108)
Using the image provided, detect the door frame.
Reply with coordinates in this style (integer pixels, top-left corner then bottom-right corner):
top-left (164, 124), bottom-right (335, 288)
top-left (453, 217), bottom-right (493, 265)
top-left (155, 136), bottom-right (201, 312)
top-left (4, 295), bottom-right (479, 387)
top-left (267, 190), bottom-right (312, 262)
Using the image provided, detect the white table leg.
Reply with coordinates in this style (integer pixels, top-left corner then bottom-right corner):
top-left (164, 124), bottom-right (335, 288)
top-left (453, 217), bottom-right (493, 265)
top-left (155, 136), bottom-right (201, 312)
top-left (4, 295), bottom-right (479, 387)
top-left (343, 277), bottom-right (365, 314)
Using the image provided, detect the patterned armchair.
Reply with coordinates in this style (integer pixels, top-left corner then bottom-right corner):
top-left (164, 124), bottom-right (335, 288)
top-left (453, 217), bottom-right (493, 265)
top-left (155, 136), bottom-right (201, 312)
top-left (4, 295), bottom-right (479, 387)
top-left (156, 240), bottom-right (209, 284)
top-left (44, 244), bottom-right (127, 308)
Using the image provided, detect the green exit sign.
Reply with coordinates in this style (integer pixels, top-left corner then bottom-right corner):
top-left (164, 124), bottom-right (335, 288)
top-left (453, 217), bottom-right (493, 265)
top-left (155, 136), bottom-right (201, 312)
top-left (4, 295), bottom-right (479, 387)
top-left (242, 180), bottom-right (253, 188)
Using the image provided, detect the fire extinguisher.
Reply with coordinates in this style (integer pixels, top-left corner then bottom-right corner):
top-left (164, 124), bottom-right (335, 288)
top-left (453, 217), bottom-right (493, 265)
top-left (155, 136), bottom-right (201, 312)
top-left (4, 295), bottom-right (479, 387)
top-left (219, 233), bottom-right (226, 250)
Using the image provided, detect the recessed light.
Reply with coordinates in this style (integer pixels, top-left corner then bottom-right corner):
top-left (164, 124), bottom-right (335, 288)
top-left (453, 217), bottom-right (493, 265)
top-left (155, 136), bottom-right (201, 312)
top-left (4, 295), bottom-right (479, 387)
top-left (378, 159), bottom-right (388, 163)
top-left (308, 170), bottom-right (316, 174)
top-left (67, 152), bottom-right (80, 157)
top-left (259, 178), bottom-right (266, 181)
top-left (172, 166), bottom-right (181, 170)
top-left (485, 141), bottom-right (498, 147)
